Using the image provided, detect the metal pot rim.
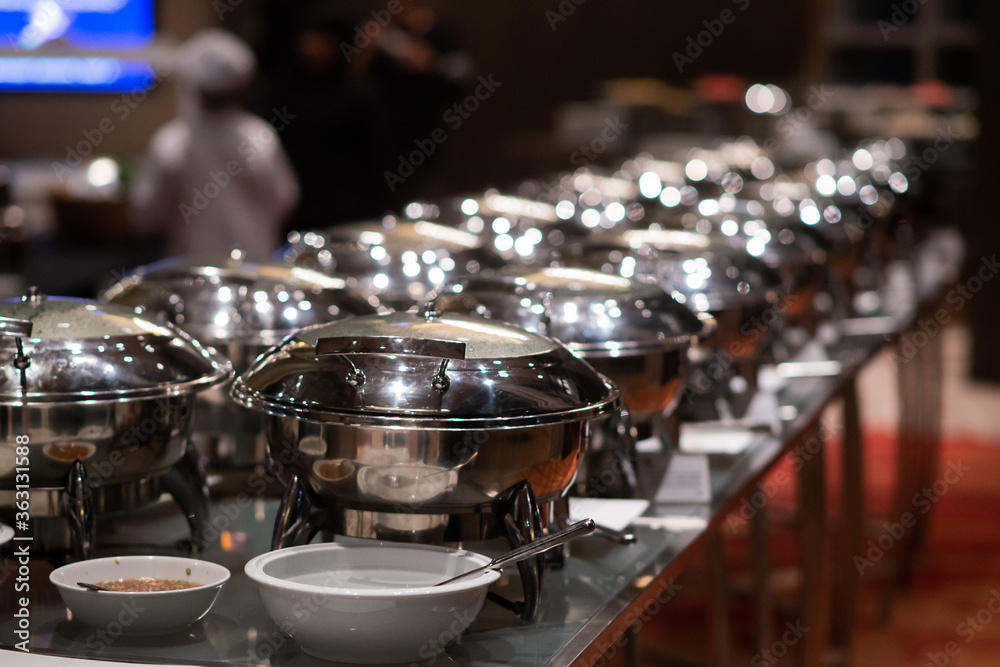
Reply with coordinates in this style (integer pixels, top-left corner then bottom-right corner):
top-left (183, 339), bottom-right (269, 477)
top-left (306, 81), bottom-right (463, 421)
top-left (567, 335), bottom-right (697, 356)
top-left (0, 375), bottom-right (229, 404)
top-left (0, 296), bottom-right (233, 403)
top-left (230, 376), bottom-right (620, 429)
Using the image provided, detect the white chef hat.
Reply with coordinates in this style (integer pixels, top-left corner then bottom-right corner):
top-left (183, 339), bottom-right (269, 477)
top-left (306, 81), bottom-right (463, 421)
top-left (178, 29), bottom-right (256, 95)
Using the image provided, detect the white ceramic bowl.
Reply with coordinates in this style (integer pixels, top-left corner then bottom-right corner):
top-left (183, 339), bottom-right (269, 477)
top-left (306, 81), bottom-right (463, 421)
top-left (49, 555), bottom-right (230, 635)
top-left (245, 542), bottom-right (501, 664)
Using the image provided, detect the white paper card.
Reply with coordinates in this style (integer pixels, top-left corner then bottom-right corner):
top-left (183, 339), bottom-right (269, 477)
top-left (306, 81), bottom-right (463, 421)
top-left (635, 435), bottom-right (663, 453)
top-left (568, 498), bottom-right (650, 532)
top-left (654, 453), bottom-right (711, 504)
top-left (679, 426), bottom-right (756, 455)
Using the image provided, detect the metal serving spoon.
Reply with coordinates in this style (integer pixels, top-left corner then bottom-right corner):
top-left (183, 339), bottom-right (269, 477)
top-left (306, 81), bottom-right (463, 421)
top-left (435, 518), bottom-right (596, 587)
top-left (77, 581), bottom-right (114, 592)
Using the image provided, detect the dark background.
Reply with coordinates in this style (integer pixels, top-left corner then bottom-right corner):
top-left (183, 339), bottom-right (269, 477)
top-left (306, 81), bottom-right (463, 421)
top-left (1, 0), bottom-right (996, 379)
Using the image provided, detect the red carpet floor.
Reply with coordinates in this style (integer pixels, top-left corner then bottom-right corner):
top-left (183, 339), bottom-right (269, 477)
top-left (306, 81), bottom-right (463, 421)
top-left (849, 431), bottom-right (1000, 667)
top-left (611, 429), bottom-right (1000, 666)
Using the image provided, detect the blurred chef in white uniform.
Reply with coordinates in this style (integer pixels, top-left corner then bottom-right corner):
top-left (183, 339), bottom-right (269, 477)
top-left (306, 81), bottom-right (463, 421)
top-left (133, 29), bottom-right (299, 259)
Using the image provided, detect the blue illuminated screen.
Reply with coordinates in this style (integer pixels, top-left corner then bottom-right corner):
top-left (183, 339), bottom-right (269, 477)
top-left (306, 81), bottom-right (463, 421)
top-left (0, 0), bottom-right (155, 92)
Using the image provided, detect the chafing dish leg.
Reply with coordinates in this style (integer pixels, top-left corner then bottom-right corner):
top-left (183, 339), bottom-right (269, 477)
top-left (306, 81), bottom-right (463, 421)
top-left (161, 446), bottom-right (211, 554)
top-left (661, 412), bottom-right (681, 457)
top-left (63, 460), bottom-right (95, 561)
top-left (493, 481), bottom-right (542, 621)
top-left (581, 403), bottom-right (638, 499)
top-left (581, 449), bottom-right (638, 499)
top-left (272, 474), bottom-right (312, 550)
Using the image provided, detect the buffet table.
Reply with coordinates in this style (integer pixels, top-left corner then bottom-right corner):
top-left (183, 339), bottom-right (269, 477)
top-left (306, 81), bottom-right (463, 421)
top-left (0, 232), bottom-right (961, 667)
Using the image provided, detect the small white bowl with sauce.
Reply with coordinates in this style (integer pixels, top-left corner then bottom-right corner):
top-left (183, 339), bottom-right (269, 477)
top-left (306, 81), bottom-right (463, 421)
top-left (49, 555), bottom-right (230, 635)
top-left (245, 542), bottom-right (500, 664)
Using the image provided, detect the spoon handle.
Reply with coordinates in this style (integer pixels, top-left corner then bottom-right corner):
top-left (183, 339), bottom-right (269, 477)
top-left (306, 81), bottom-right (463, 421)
top-left (436, 518), bottom-right (596, 586)
top-left (489, 518), bottom-right (596, 572)
top-left (77, 581), bottom-right (110, 592)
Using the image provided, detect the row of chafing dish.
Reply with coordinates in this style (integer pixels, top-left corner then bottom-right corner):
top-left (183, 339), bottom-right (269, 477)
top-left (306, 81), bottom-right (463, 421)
top-left (0, 136), bottom-right (912, 619)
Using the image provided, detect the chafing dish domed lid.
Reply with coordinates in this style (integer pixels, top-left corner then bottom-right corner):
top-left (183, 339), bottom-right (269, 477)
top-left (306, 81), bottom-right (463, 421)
top-left (402, 192), bottom-right (568, 263)
top-left (99, 253), bottom-right (379, 346)
top-left (231, 310), bottom-right (619, 428)
top-left (641, 205), bottom-right (831, 278)
top-left (437, 265), bottom-right (706, 355)
top-left (405, 192), bottom-right (561, 227)
top-left (583, 230), bottom-right (783, 313)
top-left (0, 292), bottom-right (231, 403)
top-left (279, 218), bottom-right (504, 309)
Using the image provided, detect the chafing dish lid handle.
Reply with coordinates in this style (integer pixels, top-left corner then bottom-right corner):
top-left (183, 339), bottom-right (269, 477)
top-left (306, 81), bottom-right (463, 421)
top-left (315, 336), bottom-right (467, 360)
top-left (0, 316), bottom-right (32, 338)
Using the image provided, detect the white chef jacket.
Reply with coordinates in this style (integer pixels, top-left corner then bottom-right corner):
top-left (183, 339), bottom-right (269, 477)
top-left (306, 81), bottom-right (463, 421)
top-left (133, 108), bottom-right (299, 260)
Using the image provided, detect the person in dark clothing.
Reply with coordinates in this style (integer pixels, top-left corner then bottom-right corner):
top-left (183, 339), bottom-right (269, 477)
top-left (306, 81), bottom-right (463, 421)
top-left (364, 0), bottom-right (472, 198)
top-left (369, 2), bottom-right (469, 145)
top-left (261, 12), bottom-right (395, 237)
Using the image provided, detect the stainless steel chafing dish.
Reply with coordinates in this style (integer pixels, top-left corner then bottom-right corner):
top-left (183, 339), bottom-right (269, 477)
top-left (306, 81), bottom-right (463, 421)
top-left (581, 230), bottom-right (784, 417)
top-left (101, 252), bottom-right (380, 372)
top-left (629, 142), bottom-right (898, 320)
top-left (518, 168), bottom-right (649, 238)
top-left (0, 290), bottom-right (231, 558)
top-left (643, 210), bottom-right (830, 335)
top-left (629, 139), bottom-right (779, 193)
top-left (232, 307), bottom-right (618, 527)
top-left (739, 151), bottom-right (905, 317)
top-left (99, 253), bottom-right (379, 473)
top-left (402, 191), bottom-right (571, 265)
top-left (581, 152), bottom-right (830, 332)
top-left (277, 217), bottom-right (503, 310)
top-left (435, 265), bottom-right (709, 484)
top-left (524, 149), bottom-right (766, 238)
top-left (232, 308), bottom-right (620, 619)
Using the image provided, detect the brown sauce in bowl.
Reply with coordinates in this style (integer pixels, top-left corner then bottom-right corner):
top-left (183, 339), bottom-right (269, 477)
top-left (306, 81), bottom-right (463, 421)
top-left (95, 577), bottom-right (202, 592)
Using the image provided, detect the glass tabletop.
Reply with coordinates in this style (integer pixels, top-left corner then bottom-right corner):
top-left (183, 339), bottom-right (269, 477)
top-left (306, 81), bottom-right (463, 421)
top-left (0, 243), bottom-right (960, 666)
top-left (0, 492), bottom-right (699, 667)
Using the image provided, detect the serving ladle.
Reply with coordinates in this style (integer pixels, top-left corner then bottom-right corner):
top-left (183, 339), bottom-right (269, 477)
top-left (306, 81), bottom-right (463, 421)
top-left (435, 518), bottom-right (596, 586)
